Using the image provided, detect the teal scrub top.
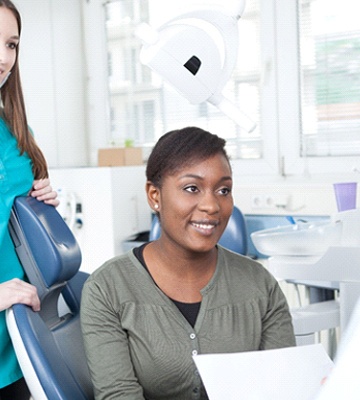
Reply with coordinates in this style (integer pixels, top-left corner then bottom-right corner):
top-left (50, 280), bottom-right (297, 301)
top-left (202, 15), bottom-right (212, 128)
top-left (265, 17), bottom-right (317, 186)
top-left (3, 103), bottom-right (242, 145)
top-left (0, 116), bottom-right (33, 388)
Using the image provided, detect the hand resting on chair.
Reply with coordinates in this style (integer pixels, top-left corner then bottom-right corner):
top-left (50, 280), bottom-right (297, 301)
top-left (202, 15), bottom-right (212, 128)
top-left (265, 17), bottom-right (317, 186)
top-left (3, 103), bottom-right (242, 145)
top-left (0, 279), bottom-right (40, 312)
top-left (29, 178), bottom-right (59, 207)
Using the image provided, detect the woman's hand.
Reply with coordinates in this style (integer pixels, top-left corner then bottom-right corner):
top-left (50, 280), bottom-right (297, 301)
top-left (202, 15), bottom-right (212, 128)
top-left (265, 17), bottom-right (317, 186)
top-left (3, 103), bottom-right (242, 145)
top-left (0, 279), bottom-right (40, 312)
top-left (30, 178), bottom-right (59, 207)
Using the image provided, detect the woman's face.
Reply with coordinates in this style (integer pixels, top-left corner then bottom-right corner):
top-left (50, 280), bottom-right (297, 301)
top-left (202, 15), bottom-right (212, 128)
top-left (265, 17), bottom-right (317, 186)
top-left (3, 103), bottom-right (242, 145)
top-left (151, 153), bottom-right (234, 254)
top-left (0, 7), bottom-right (19, 87)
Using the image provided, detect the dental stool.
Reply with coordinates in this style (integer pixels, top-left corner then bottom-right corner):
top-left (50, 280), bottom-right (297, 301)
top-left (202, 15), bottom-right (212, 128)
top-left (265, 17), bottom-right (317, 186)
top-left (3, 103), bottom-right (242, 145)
top-left (6, 196), bottom-right (93, 400)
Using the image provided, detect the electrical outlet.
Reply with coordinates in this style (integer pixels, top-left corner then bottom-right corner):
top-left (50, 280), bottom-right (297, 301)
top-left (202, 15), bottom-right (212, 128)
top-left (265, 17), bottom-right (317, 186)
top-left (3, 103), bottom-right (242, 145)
top-left (251, 195), bottom-right (263, 208)
top-left (264, 195), bottom-right (275, 208)
top-left (251, 193), bottom-right (291, 209)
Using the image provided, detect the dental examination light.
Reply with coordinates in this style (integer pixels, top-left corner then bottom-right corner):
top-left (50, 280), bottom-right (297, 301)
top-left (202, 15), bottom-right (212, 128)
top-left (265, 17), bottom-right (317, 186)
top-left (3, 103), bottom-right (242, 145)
top-left (135, 0), bottom-right (256, 133)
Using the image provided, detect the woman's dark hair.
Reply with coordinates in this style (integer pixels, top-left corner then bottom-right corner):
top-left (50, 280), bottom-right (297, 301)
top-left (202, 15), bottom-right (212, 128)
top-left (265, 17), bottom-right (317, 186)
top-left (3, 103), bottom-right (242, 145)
top-left (0, 0), bottom-right (48, 179)
top-left (146, 126), bottom-right (230, 187)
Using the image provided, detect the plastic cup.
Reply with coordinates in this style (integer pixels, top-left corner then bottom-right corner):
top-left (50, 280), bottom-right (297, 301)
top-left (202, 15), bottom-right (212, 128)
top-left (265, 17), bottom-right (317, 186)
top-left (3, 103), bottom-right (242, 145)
top-left (333, 182), bottom-right (357, 212)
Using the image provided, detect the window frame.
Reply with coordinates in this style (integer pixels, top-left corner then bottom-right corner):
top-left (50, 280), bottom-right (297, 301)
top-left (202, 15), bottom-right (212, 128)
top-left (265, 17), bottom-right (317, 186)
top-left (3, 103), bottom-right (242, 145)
top-left (275, 0), bottom-right (360, 176)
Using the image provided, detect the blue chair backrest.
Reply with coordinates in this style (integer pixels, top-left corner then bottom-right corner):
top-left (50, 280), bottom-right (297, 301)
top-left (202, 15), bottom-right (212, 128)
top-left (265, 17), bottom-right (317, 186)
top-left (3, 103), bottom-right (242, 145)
top-left (7, 196), bottom-right (93, 400)
top-left (149, 205), bottom-right (248, 255)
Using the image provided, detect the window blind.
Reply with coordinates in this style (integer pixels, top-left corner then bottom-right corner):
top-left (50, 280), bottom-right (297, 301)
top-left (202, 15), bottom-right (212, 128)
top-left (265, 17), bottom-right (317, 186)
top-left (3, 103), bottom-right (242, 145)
top-left (298, 0), bottom-right (360, 157)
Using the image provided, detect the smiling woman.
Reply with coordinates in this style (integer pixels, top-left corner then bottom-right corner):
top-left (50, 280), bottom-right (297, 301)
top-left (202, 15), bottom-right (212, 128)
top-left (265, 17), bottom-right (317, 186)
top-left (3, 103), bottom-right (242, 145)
top-left (145, 127), bottom-right (234, 264)
top-left (81, 126), bottom-right (296, 400)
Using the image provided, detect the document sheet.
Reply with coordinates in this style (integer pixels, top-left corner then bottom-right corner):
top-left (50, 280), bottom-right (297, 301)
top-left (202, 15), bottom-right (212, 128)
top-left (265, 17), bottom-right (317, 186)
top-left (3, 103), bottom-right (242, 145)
top-left (193, 344), bottom-right (333, 400)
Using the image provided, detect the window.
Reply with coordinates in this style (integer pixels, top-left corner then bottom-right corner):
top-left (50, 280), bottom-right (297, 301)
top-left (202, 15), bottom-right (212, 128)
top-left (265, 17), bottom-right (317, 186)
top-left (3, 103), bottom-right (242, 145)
top-left (83, 0), bottom-right (360, 176)
top-left (103, 0), bottom-right (262, 160)
top-left (299, 0), bottom-right (360, 157)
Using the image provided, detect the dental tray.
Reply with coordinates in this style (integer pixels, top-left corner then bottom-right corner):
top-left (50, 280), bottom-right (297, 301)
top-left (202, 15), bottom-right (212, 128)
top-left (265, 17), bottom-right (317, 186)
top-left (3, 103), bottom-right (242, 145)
top-left (251, 220), bottom-right (342, 257)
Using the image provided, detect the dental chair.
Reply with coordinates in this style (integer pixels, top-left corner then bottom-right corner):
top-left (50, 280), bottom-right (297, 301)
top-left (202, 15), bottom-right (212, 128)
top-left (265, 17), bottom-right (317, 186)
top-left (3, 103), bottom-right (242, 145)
top-left (149, 205), bottom-right (248, 255)
top-left (6, 196), bottom-right (93, 400)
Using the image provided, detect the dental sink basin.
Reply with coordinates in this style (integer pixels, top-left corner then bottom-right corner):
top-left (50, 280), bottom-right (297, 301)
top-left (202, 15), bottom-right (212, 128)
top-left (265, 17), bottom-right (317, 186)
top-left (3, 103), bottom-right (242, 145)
top-left (251, 220), bottom-right (342, 257)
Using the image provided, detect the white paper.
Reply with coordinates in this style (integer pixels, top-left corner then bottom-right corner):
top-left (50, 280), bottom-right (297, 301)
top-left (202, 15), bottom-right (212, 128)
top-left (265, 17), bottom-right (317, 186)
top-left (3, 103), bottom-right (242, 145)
top-left (193, 344), bottom-right (333, 400)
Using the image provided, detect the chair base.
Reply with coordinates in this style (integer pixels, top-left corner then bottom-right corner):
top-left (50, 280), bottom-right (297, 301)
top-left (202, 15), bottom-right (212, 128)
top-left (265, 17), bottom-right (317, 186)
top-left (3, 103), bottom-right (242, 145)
top-left (291, 300), bottom-right (340, 348)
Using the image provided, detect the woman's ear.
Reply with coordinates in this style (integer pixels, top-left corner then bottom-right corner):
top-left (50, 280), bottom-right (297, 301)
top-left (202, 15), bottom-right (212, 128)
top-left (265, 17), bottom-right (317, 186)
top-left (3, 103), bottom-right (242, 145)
top-left (146, 181), bottom-right (160, 212)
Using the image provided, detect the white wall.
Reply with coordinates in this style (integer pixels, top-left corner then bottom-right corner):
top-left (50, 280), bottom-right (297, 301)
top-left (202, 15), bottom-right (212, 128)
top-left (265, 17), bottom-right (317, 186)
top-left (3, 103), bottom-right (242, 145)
top-left (16, 0), bottom-right (88, 167)
top-left (49, 166), bottom-right (152, 273)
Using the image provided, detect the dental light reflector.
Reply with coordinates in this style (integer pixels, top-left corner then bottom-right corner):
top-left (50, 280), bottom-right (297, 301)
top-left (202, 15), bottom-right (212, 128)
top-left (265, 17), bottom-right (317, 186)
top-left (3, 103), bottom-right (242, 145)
top-left (135, 1), bottom-right (256, 133)
top-left (137, 22), bottom-right (223, 104)
top-left (183, 55), bottom-right (201, 75)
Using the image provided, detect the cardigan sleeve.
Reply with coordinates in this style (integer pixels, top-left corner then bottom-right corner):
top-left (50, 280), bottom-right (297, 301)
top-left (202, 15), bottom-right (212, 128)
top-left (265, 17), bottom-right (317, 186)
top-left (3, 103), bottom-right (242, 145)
top-left (259, 279), bottom-right (296, 350)
top-left (81, 278), bottom-right (146, 400)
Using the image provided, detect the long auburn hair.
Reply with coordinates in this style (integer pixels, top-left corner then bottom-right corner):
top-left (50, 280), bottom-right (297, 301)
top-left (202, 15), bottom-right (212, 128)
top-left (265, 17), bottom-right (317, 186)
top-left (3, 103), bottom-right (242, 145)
top-left (0, 0), bottom-right (48, 179)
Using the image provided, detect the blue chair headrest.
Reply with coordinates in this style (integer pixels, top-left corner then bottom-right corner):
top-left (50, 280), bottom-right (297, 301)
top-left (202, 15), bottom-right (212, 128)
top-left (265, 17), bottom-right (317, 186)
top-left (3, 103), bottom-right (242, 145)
top-left (11, 197), bottom-right (82, 289)
top-left (218, 205), bottom-right (248, 255)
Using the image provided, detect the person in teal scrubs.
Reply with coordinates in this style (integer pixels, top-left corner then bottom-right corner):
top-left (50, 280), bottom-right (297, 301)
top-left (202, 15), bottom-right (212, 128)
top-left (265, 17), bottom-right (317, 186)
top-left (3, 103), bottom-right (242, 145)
top-left (0, 1), bottom-right (59, 398)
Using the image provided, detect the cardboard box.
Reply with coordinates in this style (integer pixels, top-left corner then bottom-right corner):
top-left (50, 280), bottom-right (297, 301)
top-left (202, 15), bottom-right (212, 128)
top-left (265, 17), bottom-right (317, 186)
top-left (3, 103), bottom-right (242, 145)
top-left (98, 147), bottom-right (143, 166)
